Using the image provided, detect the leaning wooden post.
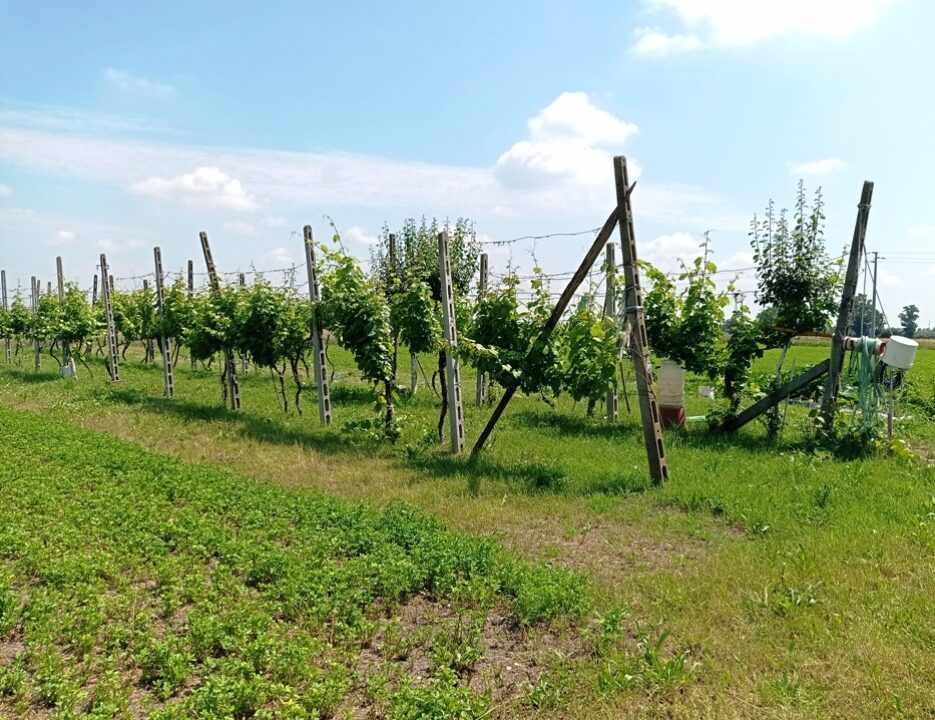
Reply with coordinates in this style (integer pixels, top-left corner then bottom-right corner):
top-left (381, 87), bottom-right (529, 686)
top-left (615, 156), bottom-right (668, 484)
top-left (99, 255), bottom-right (120, 381)
top-left (439, 231), bottom-right (466, 454)
top-left (30, 276), bottom-right (40, 371)
top-left (303, 225), bottom-right (332, 426)
top-left (819, 181), bottom-right (873, 435)
top-left (604, 242), bottom-right (618, 421)
top-left (153, 247), bottom-right (175, 398)
top-left (56, 256), bottom-right (74, 373)
top-left (199, 232), bottom-right (241, 410)
top-left (1, 270), bottom-right (10, 364)
top-left (475, 252), bottom-right (489, 405)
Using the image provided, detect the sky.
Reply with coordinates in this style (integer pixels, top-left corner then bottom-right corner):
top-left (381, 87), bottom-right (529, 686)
top-left (1, 0), bottom-right (933, 327)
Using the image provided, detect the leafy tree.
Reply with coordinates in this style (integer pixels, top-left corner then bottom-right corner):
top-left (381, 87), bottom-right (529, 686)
top-left (899, 304), bottom-right (919, 338)
top-left (750, 182), bottom-right (841, 336)
top-left (848, 293), bottom-right (880, 336)
top-left (561, 299), bottom-right (618, 415)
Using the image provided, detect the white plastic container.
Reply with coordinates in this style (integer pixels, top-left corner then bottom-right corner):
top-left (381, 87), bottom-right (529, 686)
top-left (881, 336), bottom-right (919, 370)
top-left (698, 386), bottom-right (715, 400)
top-left (657, 359), bottom-right (685, 408)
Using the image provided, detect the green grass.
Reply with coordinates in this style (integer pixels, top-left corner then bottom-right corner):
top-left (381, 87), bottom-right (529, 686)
top-left (0, 342), bottom-right (934, 718)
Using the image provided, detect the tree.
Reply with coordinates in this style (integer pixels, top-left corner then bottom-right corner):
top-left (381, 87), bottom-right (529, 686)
top-left (899, 304), bottom-right (920, 338)
top-left (848, 293), bottom-right (880, 336)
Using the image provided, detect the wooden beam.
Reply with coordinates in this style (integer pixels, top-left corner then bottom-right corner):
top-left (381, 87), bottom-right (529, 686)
top-left (819, 181), bottom-right (873, 434)
top-left (615, 156), bottom-right (668, 485)
top-left (722, 358), bottom-right (830, 433)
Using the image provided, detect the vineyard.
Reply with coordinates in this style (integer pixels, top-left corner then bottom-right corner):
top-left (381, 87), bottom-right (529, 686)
top-left (1, 170), bottom-right (935, 718)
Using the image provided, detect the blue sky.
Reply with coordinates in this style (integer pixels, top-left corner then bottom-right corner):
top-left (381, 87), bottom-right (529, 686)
top-left (1, 0), bottom-right (933, 326)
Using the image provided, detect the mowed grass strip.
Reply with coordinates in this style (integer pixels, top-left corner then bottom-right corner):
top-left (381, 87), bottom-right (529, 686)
top-left (0, 405), bottom-right (588, 719)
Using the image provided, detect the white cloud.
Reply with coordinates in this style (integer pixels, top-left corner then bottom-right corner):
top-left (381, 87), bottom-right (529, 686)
top-left (97, 238), bottom-right (117, 250)
top-left (0, 183), bottom-right (11, 197)
top-left (49, 229), bottom-right (75, 246)
top-left (495, 92), bottom-right (639, 188)
top-left (258, 247), bottom-right (297, 269)
top-left (640, 232), bottom-right (703, 271)
top-left (0, 106), bottom-right (742, 230)
top-left (130, 166), bottom-right (260, 212)
top-left (877, 266), bottom-right (904, 288)
top-left (223, 220), bottom-right (258, 236)
top-left (631, 28), bottom-right (704, 57)
top-left (104, 67), bottom-right (175, 97)
top-left (261, 215), bottom-right (288, 228)
top-left (343, 225), bottom-right (379, 248)
top-left (788, 157), bottom-right (847, 176)
top-left (633, 0), bottom-right (895, 55)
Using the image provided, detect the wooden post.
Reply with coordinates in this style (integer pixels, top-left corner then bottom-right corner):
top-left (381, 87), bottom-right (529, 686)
top-left (472, 207), bottom-right (620, 456)
top-left (237, 272), bottom-right (249, 372)
top-left (303, 225), bottom-right (332, 425)
top-left (475, 252), bottom-right (489, 405)
top-left (1, 270), bottom-right (10, 364)
top-left (604, 242), bottom-right (618, 421)
top-left (187, 260), bottom-right (195, 369)
top-left (30, 276), bottom-right (40, 371)
top-left (142, 278), bottom-right (155, 363)
top-left (820, 181), bottom-right (873, 435)
top-left (199, 232), bottom-right (241, 410)
top-left (92, 274), bottom-right (98, 306)
top-left (439, 231), bottom-right (465, 454)
top-left (99, 255), bottom-right (120, 381)
top-left (153, 247), bottom-right (175, 398)
top-left (615, 156), bottom-right (668, 484)
top-left (56, 256), bottom-right (73, 371)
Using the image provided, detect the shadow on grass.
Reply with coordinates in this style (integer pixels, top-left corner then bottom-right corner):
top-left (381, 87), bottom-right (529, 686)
top-left (2, 368), bottom-right (64, 384)
top-left (409, 452), bottom-right (650, 497)
top-left (511, 410), bottom-right (642, 440)
top-left (104, 387), bottom-right (366, 457)
top-left (664, 425), bottom-right (813, 455)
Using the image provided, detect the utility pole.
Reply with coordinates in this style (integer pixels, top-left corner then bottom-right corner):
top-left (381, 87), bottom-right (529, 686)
top-left (870, 251), bottom-right (883, 338)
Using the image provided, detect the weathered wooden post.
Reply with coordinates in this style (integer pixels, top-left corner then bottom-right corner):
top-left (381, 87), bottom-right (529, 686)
top-left (55, 256), bottom-right (74, 375)
top-left (91, 274), bottom-right (98, 306)
top-left (1, 270), bottom-right (10, 364)
top-left (142, 278), bottom-right (155, 363)
top-left (30, 276), bottom-right (40, 371)
top-left (604, 242), bottom-right (618, 421)
top-left (439, 231), bottom-right (465, 454)
top-left (187, 260), bottom-right (195, 369)
top-left (199, 232), bottom-right (241, 410)
top-left (615, 156), bottom-right (667, 484)
top-left (153, 247), bottom-right (175, 398)
top-left (303, 225), bottom-right (332, 426)
top-left (820, 181), bottom-right (873, 435)
top-left (99, 255), bottom-right (120, 381)
top-left (475, 252), bottom-right (488, 406)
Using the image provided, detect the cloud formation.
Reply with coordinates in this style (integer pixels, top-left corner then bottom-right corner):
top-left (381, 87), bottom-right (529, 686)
top-left (130, 166), bottom-right (260, 212)
top-left (495, 92), bottom-right (639, 188)
top-left (104, 67), bottom-right (175, 97)
top-left (788, 157), bottom-right (847, 176)
top-left (632, 0), bottom-right (895, 57)
top-left (0, 183), bottom-right (11, 197)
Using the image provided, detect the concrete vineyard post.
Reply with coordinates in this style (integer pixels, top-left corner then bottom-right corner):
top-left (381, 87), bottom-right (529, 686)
top-left (153, 247), bottom-right (175, 398)
top-left (614, 156), bottom-right (668, 484)
top-left (187, 260), bottom-right (195, 369)
top-left (438, 231), bottom-right (465, 454)
top-left (31, 276), bottom-right (40, 371)
top-left (303, 225), bottom-right (332, 426)
top-left (99, 255), bottom-right (120, 382)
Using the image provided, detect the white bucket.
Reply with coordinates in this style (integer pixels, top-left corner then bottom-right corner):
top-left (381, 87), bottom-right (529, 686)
top-left (698, 386), bottom-right (715, 399)
top-left (657, 359), bottom-right (685, 408)
top-left (881, 336), bottom-right (919, 371)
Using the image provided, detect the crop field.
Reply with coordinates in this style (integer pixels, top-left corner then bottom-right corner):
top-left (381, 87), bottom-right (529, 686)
top-left (0, 342), bottom-right (933, 719)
